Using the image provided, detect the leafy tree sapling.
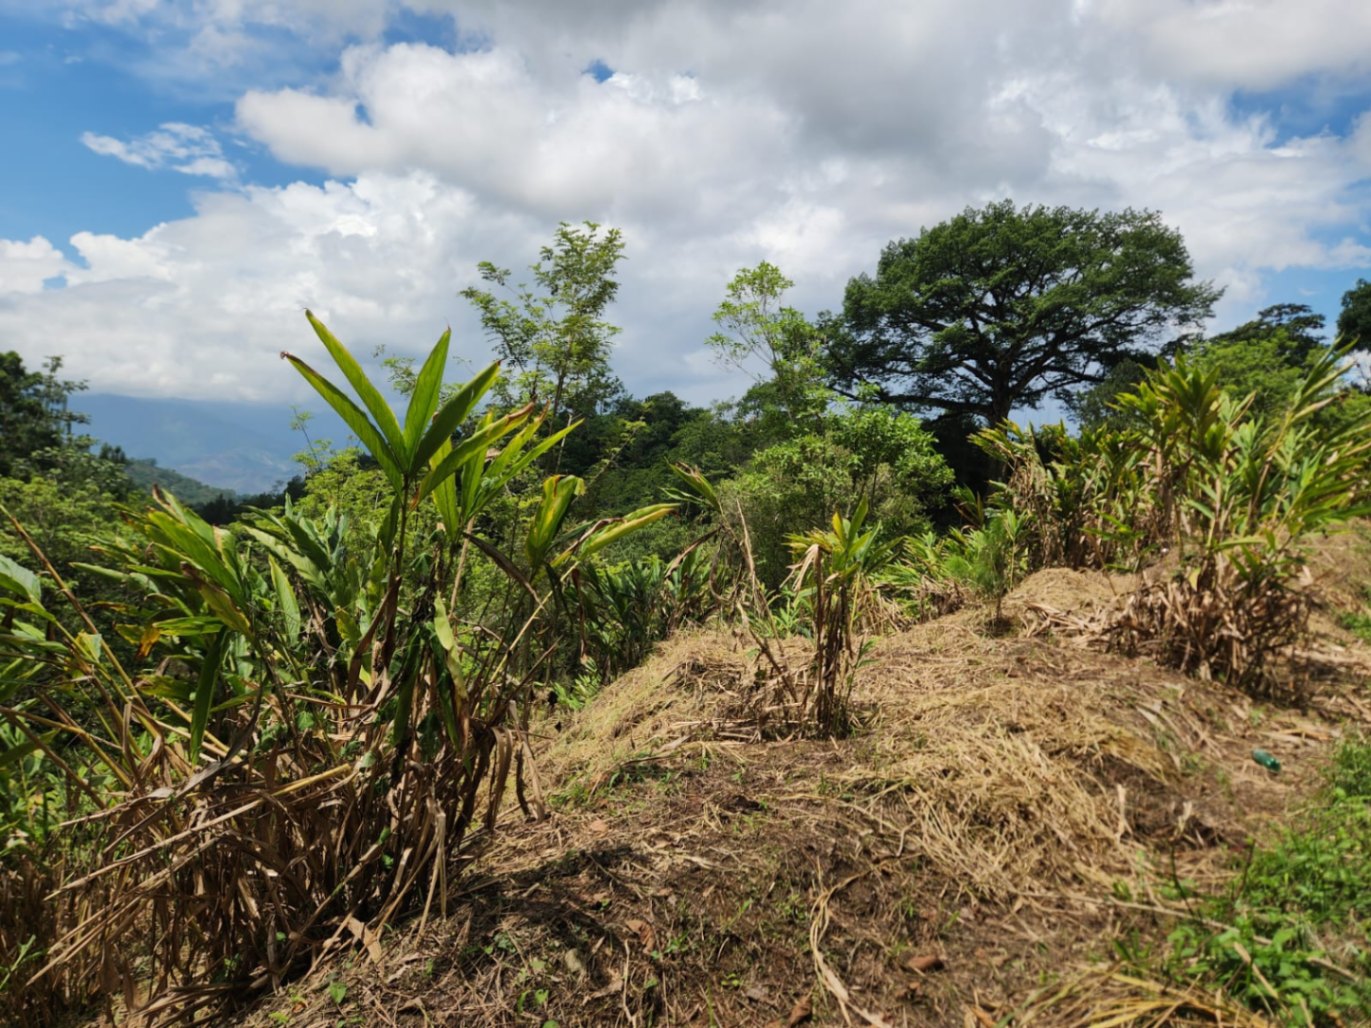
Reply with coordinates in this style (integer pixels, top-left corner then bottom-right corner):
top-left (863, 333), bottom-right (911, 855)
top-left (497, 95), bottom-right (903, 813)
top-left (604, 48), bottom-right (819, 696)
top-left (461, 221), bottom-right (627, 435)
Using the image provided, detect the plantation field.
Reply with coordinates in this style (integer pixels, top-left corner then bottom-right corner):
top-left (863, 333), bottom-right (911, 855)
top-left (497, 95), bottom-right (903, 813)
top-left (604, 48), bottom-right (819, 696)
top-left (7, 239), bottom-right (1371, 1027)
top-left (231, 557), bottom-right (1371, 1027)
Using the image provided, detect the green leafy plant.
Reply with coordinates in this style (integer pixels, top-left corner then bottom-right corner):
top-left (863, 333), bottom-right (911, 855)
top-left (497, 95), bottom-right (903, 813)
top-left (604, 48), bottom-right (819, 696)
top-left (786, 499), bottom-right (893, 734)
top-left (0, 312), bottom-right (672, 1021)
top-left (976, 345), bottom-right (1371, 691)
top-left (1163, 739), bottom-right (1371, 1024)
top-left (941, 509), bottom-right (1029, 626)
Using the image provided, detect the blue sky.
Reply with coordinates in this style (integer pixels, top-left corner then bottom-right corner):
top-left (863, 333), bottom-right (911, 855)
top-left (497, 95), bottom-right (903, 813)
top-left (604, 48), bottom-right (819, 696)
top-left (1, 0), bottom-right (1370, 411)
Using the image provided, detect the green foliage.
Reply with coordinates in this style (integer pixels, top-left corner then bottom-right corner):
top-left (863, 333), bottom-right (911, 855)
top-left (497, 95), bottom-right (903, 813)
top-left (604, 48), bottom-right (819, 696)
top-left (724, 402), bottom-right (951, 587)
top-left (978, 345), bottom-right (1371, 691)
top-left (0, 313), bottom-right (671, 1022)
top-left (462, 221), bottom-right (626, 434)
top-left (1164, 739), bottom-right (1371, 1024)
top-left (786, 500), bottom-right (893, 733)
top-left (829, 199), bottom-right (1221, 425)
top-left (1179, 305), bottom-right (1371, 436)
top-left (707, 261), bottom-right (829, 436)
top-left (0, 354), bottom-right (89, 479)
top-left (1207, 303), bottom-right (1328, 363)
top-left (564, 547), bottom-right (715, 687)
top-left (1337, 278), bottom-right (1371, 349)
top-left (941, 510), bottom-right (1029, 623)
top-left (293, 447), bottom-right (395, 531)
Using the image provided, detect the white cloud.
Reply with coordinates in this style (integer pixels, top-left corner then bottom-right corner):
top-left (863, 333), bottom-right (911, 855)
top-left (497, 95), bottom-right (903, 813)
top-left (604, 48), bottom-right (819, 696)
top-left (0, 237), bottom-right (71, 295)
top-left (0, 173), bottom-right (518, 400)
top-left (1, 1), bottom-right (1370, 404)
top-left (1083, 0), bottom-right (1371, 91)
top-left (81, 122), bottom-right (237, 179)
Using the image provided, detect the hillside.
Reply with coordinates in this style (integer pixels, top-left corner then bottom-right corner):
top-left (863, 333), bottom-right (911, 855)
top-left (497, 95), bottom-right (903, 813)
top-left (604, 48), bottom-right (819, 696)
top-left (124, 459), bottom-right (237, 506)
top-left (235, 558), bottom-right (1371, 1027)
top-left (81, 394), bottom-right (320, 494)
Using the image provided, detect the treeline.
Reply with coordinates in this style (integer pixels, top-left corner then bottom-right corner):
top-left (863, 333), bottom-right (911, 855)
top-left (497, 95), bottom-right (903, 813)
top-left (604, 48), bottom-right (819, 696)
top-left (4, 202), bottom-right (1371, 592)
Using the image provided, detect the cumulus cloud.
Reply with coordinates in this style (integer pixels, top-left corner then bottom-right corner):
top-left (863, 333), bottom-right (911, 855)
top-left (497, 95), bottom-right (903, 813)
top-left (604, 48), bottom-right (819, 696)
top-left (81, 122), bottom-right (237, 179)
top-left (0, 173), bottom-right (524, 400)
top-left (1, 0), bottom-right (1369, 403)
top-left (0, 237), bottom-right (72, 295)
top-left (1083, 0), bottom-right (1371, 91)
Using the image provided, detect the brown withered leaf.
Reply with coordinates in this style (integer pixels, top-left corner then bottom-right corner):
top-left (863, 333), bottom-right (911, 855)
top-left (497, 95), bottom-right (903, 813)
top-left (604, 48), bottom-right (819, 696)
top-left (624, 917), bottom-right (656, 951)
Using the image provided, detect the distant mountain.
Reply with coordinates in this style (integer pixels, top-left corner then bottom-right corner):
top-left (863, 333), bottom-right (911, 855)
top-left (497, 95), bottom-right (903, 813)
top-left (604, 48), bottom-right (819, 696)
top-left (125, 459), bottom-right (238, 506)
top-left (80, 394), bottom-right (340, 494)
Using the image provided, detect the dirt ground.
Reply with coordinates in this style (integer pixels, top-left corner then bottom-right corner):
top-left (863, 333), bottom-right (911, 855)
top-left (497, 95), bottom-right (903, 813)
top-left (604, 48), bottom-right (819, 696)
top-left (231, 556), bottom-right (1371, 1028)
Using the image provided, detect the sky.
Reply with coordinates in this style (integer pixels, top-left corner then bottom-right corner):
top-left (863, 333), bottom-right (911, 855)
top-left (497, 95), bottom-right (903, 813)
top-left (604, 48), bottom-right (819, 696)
top-left (1, 0), bottom-right (1371, 410)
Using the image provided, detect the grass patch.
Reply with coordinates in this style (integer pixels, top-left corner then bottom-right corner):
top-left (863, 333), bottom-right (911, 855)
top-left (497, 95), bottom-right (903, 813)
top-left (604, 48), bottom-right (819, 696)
top-left (1336, 587), bottom-right (1371, 644)
top-left (1160, 738), bottom-right (1371, 1024)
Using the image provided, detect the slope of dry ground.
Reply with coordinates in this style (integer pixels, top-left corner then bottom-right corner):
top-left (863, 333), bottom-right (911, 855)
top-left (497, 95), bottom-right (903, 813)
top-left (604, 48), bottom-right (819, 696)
top-left (234, 555), bottom-right (1371, 1028)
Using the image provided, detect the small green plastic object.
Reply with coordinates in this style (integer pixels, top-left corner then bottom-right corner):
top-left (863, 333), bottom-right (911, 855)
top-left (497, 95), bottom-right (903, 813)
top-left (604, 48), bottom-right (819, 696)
top-left (1252, 748), bottom-right (1281, 773)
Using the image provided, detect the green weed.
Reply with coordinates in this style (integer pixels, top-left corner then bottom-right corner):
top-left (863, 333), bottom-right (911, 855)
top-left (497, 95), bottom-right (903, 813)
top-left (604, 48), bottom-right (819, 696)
top-left (1161, 739), bottom-right (1371, 1024)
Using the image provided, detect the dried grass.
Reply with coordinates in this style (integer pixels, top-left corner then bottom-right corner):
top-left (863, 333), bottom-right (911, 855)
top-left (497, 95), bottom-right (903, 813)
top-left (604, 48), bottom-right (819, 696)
top-left (211, 606), bottom-right (1353, 1027)
top-left (1011, 965), bottom-right (1274, 1026)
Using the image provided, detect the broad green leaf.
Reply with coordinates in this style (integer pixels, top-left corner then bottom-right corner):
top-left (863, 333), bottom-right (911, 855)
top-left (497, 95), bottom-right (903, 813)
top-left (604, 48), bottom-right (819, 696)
top-left (269, 557), bottom-right (301, 640)
top-left (75, 632), bottom-right (103, 665)
top-left (0, 600), bottom-right (56, 626)
top-left (430, 617), bottom-right (466, 749)
top-left (413, 361), bottom-right (500, 472)
top-left (416, 405), bottom-right (536, 502)
top-left (189, 631), bottom-right (227, 762)
top-left (403, 328), bottom-right (451, 461)
top-left (668, 462), bottom-right (721, 513)
top-left (188, 572), bottom-right (253, 636)
top-left (305, 310), bottom-right (407, 462)
top-left (431, 596), bottom-right (467, 705)
top-left (283, 352), bottom-right (403, 489)
top-left (526, 475), bottom-right (584, 569)
top-left (0, 554), bottom-right (40, 604)
top-left (414, 360), bottom-right (502, 472)
top-left (427, 437), bottom-right (461, 534)
top-left (555, 504), bottom-right (677, 565)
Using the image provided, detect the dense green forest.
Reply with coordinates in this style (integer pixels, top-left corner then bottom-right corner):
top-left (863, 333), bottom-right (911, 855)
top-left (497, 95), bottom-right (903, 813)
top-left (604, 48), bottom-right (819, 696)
top-left (4, 202), bottom-right (1371, 1025)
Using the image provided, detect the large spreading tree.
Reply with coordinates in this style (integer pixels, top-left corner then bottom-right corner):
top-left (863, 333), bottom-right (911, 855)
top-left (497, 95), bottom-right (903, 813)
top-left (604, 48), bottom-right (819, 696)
top-left (827, 200), bottom-right (1221, 425)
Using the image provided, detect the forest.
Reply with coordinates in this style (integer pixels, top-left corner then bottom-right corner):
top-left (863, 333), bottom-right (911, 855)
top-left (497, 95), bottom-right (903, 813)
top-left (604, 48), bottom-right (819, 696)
top-left (4, 200), bottom-right (1371, 1026)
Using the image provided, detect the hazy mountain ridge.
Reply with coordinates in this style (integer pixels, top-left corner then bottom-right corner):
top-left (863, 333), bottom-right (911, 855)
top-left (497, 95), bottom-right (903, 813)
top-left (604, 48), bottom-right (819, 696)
top-left (81, 393), bottom-right (334, 494)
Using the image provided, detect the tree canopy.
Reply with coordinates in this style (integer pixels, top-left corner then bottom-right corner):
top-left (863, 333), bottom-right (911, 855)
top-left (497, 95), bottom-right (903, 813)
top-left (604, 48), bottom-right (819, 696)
top-left (1207, 302), bottom-right (1326, 362)
top-left (461, 220), bottom-right (626, 429)
top-left (0, 353), bottom-right (88, 477)
top-left (1338, 278), bottom-right (1371, 348)
top-left (826, 200), bottom-right (1221, 425)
